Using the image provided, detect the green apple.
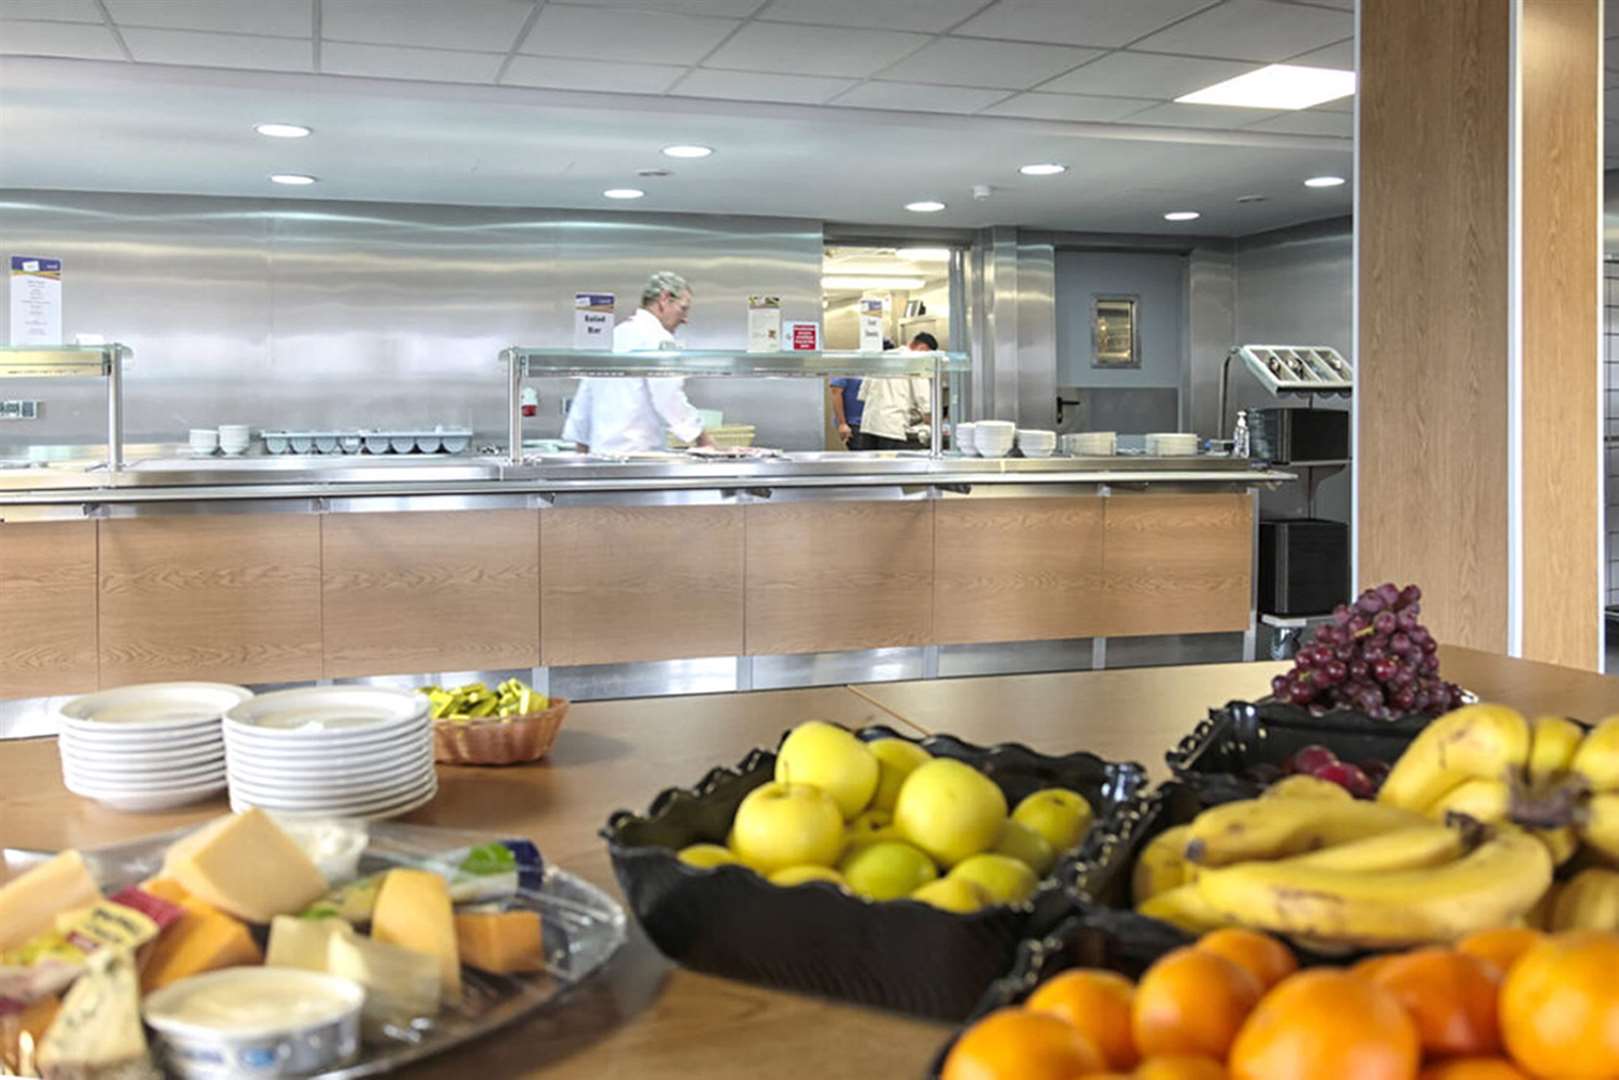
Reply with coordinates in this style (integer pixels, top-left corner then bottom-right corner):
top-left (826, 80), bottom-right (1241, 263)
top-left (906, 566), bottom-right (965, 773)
top-left (1011, 788), bottom-right (1094, 854)
top-left (768, 865), bottom-right (847, 889)
top-left (867, 738), bottom-right (933, 812)
top-left (910, 877), bottom-right (989, 914)
top-left (892, 758), bottom-right (1008, 868)
top-left (730, 781), bottom-right (845, 875)
top-left (843, 808), bottom-right (904, 854)
top-left (992, 819), bottom-right (1057, 876)
top-left (774, 721), bottom-right (880, 820)
top-left (677, 843), bottom-right (740, 869)
top-left (949, 853), bottom-right (1038, 905)
top-left (837, 840), bottom-right (938, 901)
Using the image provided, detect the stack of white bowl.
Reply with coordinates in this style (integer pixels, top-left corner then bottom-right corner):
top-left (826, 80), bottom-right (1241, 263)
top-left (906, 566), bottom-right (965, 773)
top-left (974, 421), bottom-right (1016, 459)
top-left (1016, 429), bottom-right (1058, 458)
top-left (218, 425), bottom-right (251, 456)
top-left (1063, 431), bottom-right (1117, 457)
top-left (954, 422), bottom-right (978, 456)
top-left (223, 687), bottom-right (436, 820)
top-left (187, 429), bottom-right (219, 456)
top-left (1146, 432), bottom-right (1200, 457)
top-left (57, 683), bottom-right (250, 812)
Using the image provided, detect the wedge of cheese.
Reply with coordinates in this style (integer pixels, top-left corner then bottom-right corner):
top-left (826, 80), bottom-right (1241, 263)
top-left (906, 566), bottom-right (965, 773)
top-left (161, 810), bottom-right (327, 924)
top-left (454, 911), bottom-right (544, 975)
top-left (265, 916), bottom-right (348, 972)
top-left (371, 870), bottom-right (460, 1000)
top-left (0, 851), bottom-right (101, 952)
top-left (326, 932), bottom-right (441, 1022)
top-left (136, 882), bottom-right (261, 994)
top-left (35, 947), bottom-right (156, 1080)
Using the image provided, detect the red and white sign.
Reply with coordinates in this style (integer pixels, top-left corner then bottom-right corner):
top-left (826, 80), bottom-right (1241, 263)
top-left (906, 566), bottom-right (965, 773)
top-left (786, 321), bottom-right (820, 351)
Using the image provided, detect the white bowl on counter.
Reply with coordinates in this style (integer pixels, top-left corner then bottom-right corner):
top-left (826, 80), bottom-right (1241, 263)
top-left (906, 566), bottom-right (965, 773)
top-left (954, 422), bottom-right (978, 455)
top-left (263, 432), bottom-right (290, 455)
top-left (389, 434), bottom-right (417, 454)
top-left (313, 433), bottom-right (340, 454)
top-left (1016, 429), bottom-right (1057, 458)
top-left (288, 433), bottom-right (315, 454)
top-left (362, 433), bottom-right (390, 454)
top-left (338, 434), bottom-right (362, 454)
top-left (1146, 432), bottom-right (1199, 457)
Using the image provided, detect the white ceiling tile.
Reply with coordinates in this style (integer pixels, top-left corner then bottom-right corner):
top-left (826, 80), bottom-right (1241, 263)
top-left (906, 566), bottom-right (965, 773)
top-left (105, 0), bottom-right (311, 37)
top-left (1, 1), bottom-right (101, 22)
top-left (1290, 36), bottom-right (1354, 68)
top-left (703, 22), bottom-right (928, 78)
top-left (830, 81), bottom-right (1011, 113)
top-left (0, 18), bottom-right (123, 58)
top-left (321, 41), bottom-right (503, 82)
top-left (955, 0), bottom-right (1221, 49)
top-left (982, 91), bottom-right (1159, 121)
top-left (1246, 109), bottom-right (1352, 136)
top-left (879, 38), bottom-right (1104, 90)
top-left (519, 6), bottom-right (736, 65)
top-left (549, 0), bottom-right (764, 13)
top-left (756, 0), bottom-right (988, 33)
top-left (321, 0), bottom-right (534, 53)
top-left (1132, 0), bottom-right (1354, 62)
top-left (1125, 101), bottom-right (1284, 128)
top-left (1039, 51), bottom-right (1256, 99)
top-left (671, 68), bottom-right (856, 103)
top-left (502, 55), bottom-right (686, 93)
top-left (122, 27), bottom-right (312, 69)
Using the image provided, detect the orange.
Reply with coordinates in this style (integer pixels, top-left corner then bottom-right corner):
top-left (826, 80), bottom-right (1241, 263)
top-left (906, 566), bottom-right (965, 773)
top-left (940, 1007), bottom-right (1104, 1080)
top-left (1131, 946), bottom-right (1261, 1060)
top-left (1365, 947), bottom-right (1501, 1057)
top-left (1134, 1054), bottom-right (1229, 1079)
top-left (1196, 928), bottom-right (1298, 990)
top-left (1500, 930), bottom-right (1619, 1077)
top-left (1454, 927), bottom-right (1545, 980)
top-left (1026, 968), bottom-right (1138, 1069)
top-left (1416, 1059), bottom-right (1528, 1080)
top-left (1227, 969), bottom-right (1420, 1080)
top-left (1350, 954), bottom-right (1398, 981)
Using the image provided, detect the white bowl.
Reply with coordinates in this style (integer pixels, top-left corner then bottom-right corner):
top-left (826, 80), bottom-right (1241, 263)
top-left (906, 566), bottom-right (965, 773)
top-left (362, 434), bottom-right (390, 454)
top-left (975, 420), bottom-right (1014, 433)
top-left (263, 433), bottom-right (290, 454)
top-left (338, 434), bottom-right (362, 454)
top-left (389, 435), bottom-right (416, 454)
top-left (1021, 447), bottom-right (1055, 458)
top-left (313, 434), bottom-right (339, 454)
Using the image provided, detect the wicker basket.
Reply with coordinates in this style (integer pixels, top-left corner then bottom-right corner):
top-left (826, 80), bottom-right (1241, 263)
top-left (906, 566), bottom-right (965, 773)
top-left (433, 697), bottom-right (569, 766)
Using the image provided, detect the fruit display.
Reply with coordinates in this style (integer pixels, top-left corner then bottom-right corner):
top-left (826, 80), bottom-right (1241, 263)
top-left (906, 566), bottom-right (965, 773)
top-left (422, 678), bottom-right (546, 722)
top-left (1270, 582), bottom-right (1465, 719)
top-left (942, 924), bottom-right (1619, 1080)
top-left (422, 678), bottom-right (569, 765)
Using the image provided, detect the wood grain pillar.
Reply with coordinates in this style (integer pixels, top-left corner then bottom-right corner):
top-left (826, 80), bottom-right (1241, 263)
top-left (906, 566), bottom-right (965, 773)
top-left (1359, 0), bottom-right (1601, 668)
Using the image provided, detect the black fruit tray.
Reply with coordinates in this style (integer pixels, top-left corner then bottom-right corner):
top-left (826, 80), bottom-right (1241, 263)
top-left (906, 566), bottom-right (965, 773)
top-left (601, 723), bottom-right (1147, 1021)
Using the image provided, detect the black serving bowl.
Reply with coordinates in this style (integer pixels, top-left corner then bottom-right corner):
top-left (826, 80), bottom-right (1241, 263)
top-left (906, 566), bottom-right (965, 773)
top-left (601, 723), bottom-right (1146, 1021)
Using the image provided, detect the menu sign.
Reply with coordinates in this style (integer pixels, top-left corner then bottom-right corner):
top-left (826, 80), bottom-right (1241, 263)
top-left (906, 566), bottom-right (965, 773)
top-left (9, 256), bottom-right (61, 346)
top-left (573, 292), bottom-right (614, 349)
top-left (858, 297), bottom-right (884, 352)
top-left (747, 295), bottom-right (782, 353)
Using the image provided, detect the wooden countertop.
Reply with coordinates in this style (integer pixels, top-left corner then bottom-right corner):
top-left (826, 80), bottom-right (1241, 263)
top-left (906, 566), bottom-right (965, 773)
top-left (3, 647), bottom-right (1615, 1076)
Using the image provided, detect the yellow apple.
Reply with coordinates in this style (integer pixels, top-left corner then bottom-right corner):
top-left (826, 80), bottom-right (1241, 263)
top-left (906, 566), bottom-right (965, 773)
top-left (949, 853), bottom-right (1038, 905)
top-left (677, 843), bottom-right (739, 869)
top-left (992, 819), bottom-right (1057, 876)
top-left (768, 865), bottom-right (847, 889)
top-left (774, 721), bottom-right (880, 820)
top-left (910, 877), bottom-right (989, 914)
top-left (1011, 788), bottom-right (1094, 854)
top-left (730, 781), bottom-right (845, 875)
top-left (843, 808), bottom-right (904, 854)
top-left (893, 758), bottom-right (1008, 867)
top-left (838, 840), bottom-right (938, 901)
top-left (867, 738), bottom-right (933, 812)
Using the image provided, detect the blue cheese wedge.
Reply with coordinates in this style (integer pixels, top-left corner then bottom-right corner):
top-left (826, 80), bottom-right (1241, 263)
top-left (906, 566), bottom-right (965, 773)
top-left (35, 946), bottom-right (157, 1080)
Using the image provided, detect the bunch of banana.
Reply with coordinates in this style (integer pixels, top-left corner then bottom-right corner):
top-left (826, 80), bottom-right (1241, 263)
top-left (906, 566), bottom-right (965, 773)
top-left (1548, 867), bottom-right (1619, 932)
top-left (422, 678), bottom-right (547, 723)
top-left (1572, 717), bottom-right (1619, 862)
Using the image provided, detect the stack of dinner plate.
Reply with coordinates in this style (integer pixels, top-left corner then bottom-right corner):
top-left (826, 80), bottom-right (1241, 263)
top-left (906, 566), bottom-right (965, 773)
top-left (57, 683), bottom-right (250, 812)
top-left (1146, 432), bottom-right (1200, 457)
top-left (223, 686), bottom-right (436, 820)
top-left (974, 420), bottom-right (1016, 459)
top-left (1064, 431), bottom-right (1117, 457)
top-left (1016, 429), bottom-right (1058, 458)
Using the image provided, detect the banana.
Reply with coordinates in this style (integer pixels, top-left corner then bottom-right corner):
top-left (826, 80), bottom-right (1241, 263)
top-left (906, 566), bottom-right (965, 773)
top-left (1529, 715), bottom-right (1585, 788)
top-left (1282, 822), bottom-right (1475, 874)
top-left (1193, 827), bottom-right (1553, 949)
top-left (1132, 825), bottom-right (1195, 905)
top-left (1533, 825), bottom-right (1579, 866)
top-left (1184, 797), bottom-right (1428, 868)
top-left (1577, 792), bottom-right (1619, 862)
top-left (1572, 716), bottom-right (1619, 791)
top-left (1136, 883), bottom-right (1234, 935)
top-left (1377, 704), bottom-right (1532, 812)
top-left (1549, 868), bottom-right (1619, 932)
top-left (1264, 775), bottom-right (1353, 802)
top-left (1526, 882), bottom-right (1562, 931)
top-left (1423, 777), bottom-right (1510, 824)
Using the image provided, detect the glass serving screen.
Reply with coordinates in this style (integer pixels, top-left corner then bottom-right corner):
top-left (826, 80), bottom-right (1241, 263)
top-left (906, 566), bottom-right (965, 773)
top-left (0, 344), bottom-right (128, 470)
top-left (505, 347), bottom-right (968, 377)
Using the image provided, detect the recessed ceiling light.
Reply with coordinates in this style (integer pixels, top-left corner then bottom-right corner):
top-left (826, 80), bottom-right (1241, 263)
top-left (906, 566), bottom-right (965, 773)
top-left (1018, 163), bottom-right (1067, 176)
top-left (1164, 211), bottom-right (1201, 222)
top-left (1176, 64), bottom-right (1355, 110)
top-left (603, 188), bottom-right (645, 200)
top-left (895, 247), bottom-right (953, 261)
top-left (662, 144), bottom-right (713, 159)
top-left (905, 200), bottom-right (947, 213)
top-left (822, 276), bottom-right (927, 290)
top-left (255, 123), bottom-right (311, 139)
top-left (1304, 175), bottom-right (1347, 188)
top-left (269, 174), bottom-right (317, 185)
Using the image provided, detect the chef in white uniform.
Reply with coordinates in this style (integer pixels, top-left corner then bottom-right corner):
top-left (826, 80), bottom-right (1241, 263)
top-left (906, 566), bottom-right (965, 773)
top-left (562, 271), bottom-right (714, 454)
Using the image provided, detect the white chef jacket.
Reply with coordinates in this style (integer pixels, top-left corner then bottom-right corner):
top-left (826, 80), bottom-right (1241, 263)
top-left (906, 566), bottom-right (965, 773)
top-left (561, 309), bottom-right (706, 455)
top-left (858, 375), bottom-right (931, 442)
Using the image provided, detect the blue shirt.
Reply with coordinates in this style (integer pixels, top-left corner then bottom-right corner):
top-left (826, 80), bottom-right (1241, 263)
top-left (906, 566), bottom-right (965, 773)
top-left (830, 377), bottom-right (864, 426)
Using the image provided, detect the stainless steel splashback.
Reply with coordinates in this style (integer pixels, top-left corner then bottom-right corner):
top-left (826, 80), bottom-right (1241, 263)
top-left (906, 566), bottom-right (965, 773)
top-left (0, 190), bottom-right (824, 452)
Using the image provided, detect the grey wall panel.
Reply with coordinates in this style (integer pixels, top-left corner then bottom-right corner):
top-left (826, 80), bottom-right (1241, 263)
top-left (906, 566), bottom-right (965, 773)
top-left (1187, 244), bottom-right (1237, 440)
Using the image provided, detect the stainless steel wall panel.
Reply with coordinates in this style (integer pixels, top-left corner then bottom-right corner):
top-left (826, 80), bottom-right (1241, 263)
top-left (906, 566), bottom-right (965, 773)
top-left (1015, 240), bottom-right (1057, 430)
top-left (1187, 244), bottom-right (1237, 440)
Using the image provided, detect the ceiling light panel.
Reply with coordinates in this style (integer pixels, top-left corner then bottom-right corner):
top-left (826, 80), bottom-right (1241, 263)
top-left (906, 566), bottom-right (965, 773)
top-left (1176, 64), bottom-right (1355, 110)
top-left (603, 188), bottom-right (646, 199)
top-left (254, 123), bottom-right (310, 138)
top-left (662, 145), bottom-right (714, 158)
top-left (904, 201), bottom-right (947, 213)
top-left (270, 174), bottom-right (317, 185)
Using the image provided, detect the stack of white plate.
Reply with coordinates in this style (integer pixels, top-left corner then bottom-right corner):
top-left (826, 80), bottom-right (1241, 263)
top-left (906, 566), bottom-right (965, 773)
top-left (1146, 432), bottom-right (1200, 457)
top-left (1064, 431), bottom-right (1117, 456)
top-left (224, 687), bottom-right (436, 821)
top-left (1016, 429), bottom-right (1057, 458)
top-left (57, 683), bottom-right (250, 812)
top-left (974, 420), bottom-right (1016, 459)
top-left (954, 422), bottom-right (978, 456)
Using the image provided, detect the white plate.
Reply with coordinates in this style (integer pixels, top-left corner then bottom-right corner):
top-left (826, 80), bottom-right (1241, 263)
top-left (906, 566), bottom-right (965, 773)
top-left (224, 687), bottom-right (426, 736)
top-left (227, 769), bottom-right (434, 808)
top-left (232, 784), bottom-right (436, 822)
top-left (224, 722), bottom-right (432, 756)
top-left (61, 737), bottom-right (223, 762)
top-left (59, 682), bottom-right (252, 734)
top-left (68, 777), bottom-right (227, 812)
top-left (64, 758), bottom-right (225, 786)
top-left (225, 747), bottom-right (433, 786)
top-left (230, 774), bottom-right (436, 818)
top-left (66, 764), bottom-right (227, 793)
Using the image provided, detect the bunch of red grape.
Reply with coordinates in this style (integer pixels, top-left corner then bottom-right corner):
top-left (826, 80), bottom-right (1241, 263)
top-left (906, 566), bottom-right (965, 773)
top-left (1270, 582), bottom-right (1464, 720)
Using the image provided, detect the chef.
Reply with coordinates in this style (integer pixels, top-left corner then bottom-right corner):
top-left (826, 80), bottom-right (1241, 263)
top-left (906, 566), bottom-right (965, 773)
top-left (562, 271), bottom-right (714, 454)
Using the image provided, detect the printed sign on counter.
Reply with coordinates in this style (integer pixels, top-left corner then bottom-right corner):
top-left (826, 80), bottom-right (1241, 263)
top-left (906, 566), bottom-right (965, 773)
top-left (858, 297), bottom-right (884, 352)
top-left (9, 256), bottom-right (62, 346)
top-left (785, 321), bottom-right (820, 351)
top-left (574, 292), bottom-right (614, 349)
top-left (747, 295), bottom-right (782, 353)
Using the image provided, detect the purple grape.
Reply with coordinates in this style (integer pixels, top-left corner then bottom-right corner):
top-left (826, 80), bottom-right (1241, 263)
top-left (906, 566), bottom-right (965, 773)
top-left (1332, 604), bottom-right (1353, 626)
top-left (1421, 654), bottom-right (1440, 674)
top-left (1362, 644), bottom-right (1386, 663)
top-left (1289, 682), bottom-right (1318, 706)
top-left (1391, 687), bottom-right (1417, 711)
top-left (1272, 674), bottom-right (1291, 696)
top-left (1391, 632), bottom-right (1413, 656)
top-left (1356, 688), bottom-right (1384, 714)
top-left (1399, 584), bottom-right (1422, 607)
top-left (1421, 637), bottom-right (1438, 655)
top-left (1371, 657), bottom-right (1399, 682)
top-left (1396, 609), bottom-right (1419, 631)
top-left (1322, 659), bottom-right (1347, 684)
top-left (1372, 611), bottom-right (1397, 636)
top-left (1377, 583), bottom-right (1401, 608)
top-left (1349, 660), bottom-right (1369, 679)
top-left (1357, 594), bottom-right (1385, 616)
top-left (1348, 614), bottom-right (1370, 634)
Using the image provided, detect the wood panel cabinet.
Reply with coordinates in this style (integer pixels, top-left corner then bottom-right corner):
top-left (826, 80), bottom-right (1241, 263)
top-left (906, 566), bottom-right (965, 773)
top-left (0, 521), bottom-right (99, 698)
top-left (322, 510), bottom-right (540, 678)
top-left (745, 501), bottom-right (933, 655)
top-left (540, 505), bottom-right (744, 666)
top-left (933, 497), bottom-right (1107, 645)
top-left (99, 514), bottom-right (322, 686)
top-left (1101, 494), bottom-right (1252, 636)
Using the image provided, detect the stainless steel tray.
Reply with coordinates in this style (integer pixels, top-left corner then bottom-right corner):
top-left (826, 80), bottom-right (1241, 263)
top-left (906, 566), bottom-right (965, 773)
top-left (4, 820), bottom-right (627, 1078)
